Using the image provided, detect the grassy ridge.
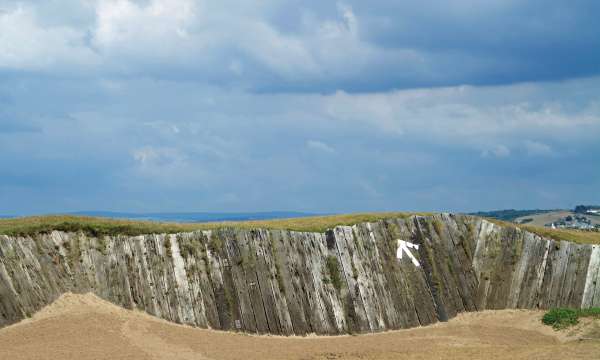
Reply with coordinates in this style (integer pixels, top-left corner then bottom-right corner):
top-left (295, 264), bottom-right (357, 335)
top-left (0, 212), bottom-right (423, 237)
top-left (1, 213), bottom-right (599, 245)
top-left (520, 225), bottom-right (600, 245)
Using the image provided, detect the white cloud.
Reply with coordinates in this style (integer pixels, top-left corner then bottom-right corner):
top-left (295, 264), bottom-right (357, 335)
top-left (324, 90), bottom-right (402, 135)
top-left (306, 140), bottom-right (335, 153)
top-left (132, 146), bottom-right (186, 168)
top-left (228, 59), bottom-right (244, 76)
top-left (2, 71), bottom-right (599, 213)
top-left (481, 145), bottom-right (510, 158)
top-left (0, 5), bottom-right (97, 70)
top-left (0, 0), bottom-right (405, 88)
top-left (93, 0), bottom-right (199, 58)
top-left (238, 20), bottom-right (319, 78)
top-left (524, 140), bottom-right (554, 156)
top-left (0, 0), bottom-right (598, 94)
top-left (101, 0), bottom-right (359, 80)
top-left (321, 80), bottom-right (600, 152)
top-left (319, 3), bottom-right (358, 39)
top-left (129, 145), bottom-right (215, 188)
top-left (87, 0), bottom-right (378, 82)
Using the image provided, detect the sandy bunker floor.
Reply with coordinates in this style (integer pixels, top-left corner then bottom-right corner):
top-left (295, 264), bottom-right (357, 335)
top-left (0, 293), bottom-right (599, 360)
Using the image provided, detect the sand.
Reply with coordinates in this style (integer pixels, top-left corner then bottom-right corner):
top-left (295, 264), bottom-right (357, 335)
top-left (1, 293), bottom-right (599, 360)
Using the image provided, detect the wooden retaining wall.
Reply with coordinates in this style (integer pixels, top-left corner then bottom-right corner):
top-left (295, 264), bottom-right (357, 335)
top-left (1, 214), bottom-right (599, 334)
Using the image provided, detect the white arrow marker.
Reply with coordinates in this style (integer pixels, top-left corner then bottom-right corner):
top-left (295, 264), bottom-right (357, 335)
top-left (397, 240), bottom-right (420, 267)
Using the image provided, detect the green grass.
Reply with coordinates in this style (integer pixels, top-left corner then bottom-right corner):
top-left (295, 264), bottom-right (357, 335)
top-left (542, 308), bottom-right (600, 329)
top-left (519, 225), bottom-right (600, 245)
top-left (0, 212), bottom-right (425, 237)
top-left (1, 213), bottom-right (598, 245)
top-left (325, 255), bottom-right (343, 292)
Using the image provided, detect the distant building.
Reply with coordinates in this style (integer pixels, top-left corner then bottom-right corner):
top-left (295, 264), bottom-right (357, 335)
top-left (545, 214), bottom-right (595, 230)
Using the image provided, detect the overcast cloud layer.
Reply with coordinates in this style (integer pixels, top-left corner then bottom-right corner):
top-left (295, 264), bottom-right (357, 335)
top-left (1, 0), bottom-right (599, 215)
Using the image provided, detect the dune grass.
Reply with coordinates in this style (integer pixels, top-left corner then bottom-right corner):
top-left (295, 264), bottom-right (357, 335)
top-left (542, 308), bottom-right (600, 330)
top-left (1, 213), bottom-right (598, 245)
top-left (0, 212), bottom-right (425, 237)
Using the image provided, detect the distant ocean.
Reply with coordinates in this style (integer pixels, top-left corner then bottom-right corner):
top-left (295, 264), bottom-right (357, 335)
top-left (1, 211), bottom-right (321, 223)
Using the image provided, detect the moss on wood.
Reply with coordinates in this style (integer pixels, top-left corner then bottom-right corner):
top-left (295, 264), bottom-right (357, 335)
top-left (432, 219), bottom-right (444, 238)
top-left (325, 255), bottom-right (343, 293)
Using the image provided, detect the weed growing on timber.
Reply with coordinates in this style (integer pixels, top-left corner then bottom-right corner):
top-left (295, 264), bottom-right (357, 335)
top-left (164, 237), bottom-right (172, 258)
top-left (208, 232), bottom-right (224, 254)
top-left (268, 235), bottom-right (286, 295)
top-left (4, 246), bottom-right (17, 261)
top-left (223, 286), bottom-right (235, 318)
top-left (351, 259), bottom-right (359, 280)
top-left (201, 249), bottom-right (212, 279)
top-left (96, 236), bottom-right (108, 255)
top-left (239, 251), bottom-right (256, 270)
top-left (326, 255), bottom-right (343, 293)
top-left (179, 235), bottom-right (198, 258)
top-left (467, 221), bottom-right (477, 237)
top-left (343, 294), bottom-right (358, 335)
top-left (68, 235), bottom-right (81, 267)
top-left (432, 219), bottom-right (444, 237)
top-left (386, 221), bottom-right (401, 241)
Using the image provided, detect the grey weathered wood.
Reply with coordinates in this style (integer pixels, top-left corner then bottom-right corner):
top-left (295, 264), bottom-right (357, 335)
top-left (0, 215), bottom-right (598, 335)
top-left (582, 246), bottom-right (600, 308)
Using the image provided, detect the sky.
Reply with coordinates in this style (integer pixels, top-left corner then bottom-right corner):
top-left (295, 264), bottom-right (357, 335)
top-left (1, 0), bottom-right (599, 216)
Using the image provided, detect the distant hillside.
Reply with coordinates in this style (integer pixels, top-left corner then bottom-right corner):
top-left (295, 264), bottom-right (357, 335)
top-left (469, 209), bottom-right (559, 222)
top-left (575, 205), bottom-right (600, 214)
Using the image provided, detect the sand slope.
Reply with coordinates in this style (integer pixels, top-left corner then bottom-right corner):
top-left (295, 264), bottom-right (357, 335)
top-left (0, 293), bottom-right (599, 360)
